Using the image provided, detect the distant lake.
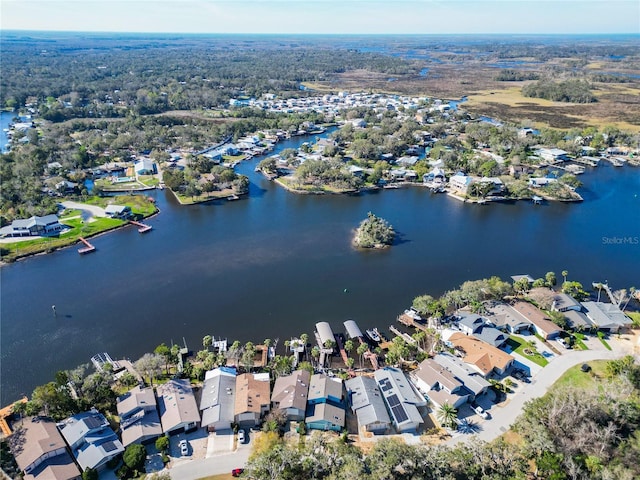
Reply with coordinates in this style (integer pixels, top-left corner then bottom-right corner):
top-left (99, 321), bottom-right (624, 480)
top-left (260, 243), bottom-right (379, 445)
top-left (0, 111), bottom-right (15, 152)
top-left (1, 133), bottom-right (639, 404)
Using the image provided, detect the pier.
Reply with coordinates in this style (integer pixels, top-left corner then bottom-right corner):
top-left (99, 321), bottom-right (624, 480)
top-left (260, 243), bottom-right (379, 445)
top-left (0, 397), bottom-right (28, 436)
top-left (128, 220), bottom-right (152, 233)
top-left (77, 237), bottom-right (96, 254)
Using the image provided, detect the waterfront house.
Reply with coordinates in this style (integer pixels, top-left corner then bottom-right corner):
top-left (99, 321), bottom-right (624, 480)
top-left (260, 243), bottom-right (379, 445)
top-left (348, 165), bottom-right (365, 178)
top-left (549, 292), bottom-right (594, 330)
top-left (374, 367), bottom-right (425, 433)
top-left (58, 409), bottom-right (124, 472)
top-left (116, 386), bottom-right (162, 447)
top-left (305, 374), bottom-right (345, 432)
top-left (484, 302), bottom-right (532, 334)
top-left (345, 376), bottom-right (391, 434)
top-left (581, 302), bottom-right (632, 333)
top-left (448, 332), bottom-right (514, 377)
top-left (156, 379), bottom-right (200, 435)
top-left (423, 166), bottom-right (446, 184)
top-left (528, 177), bottom-right (557, 188)
top-left (537, 148), bottom-right (569, 163)
top-left (104, 205), bottom-right (132, 219)
top-left (234, 373), bottom-right (271, 427)
top-left (511, 301), bottom-right (562, 339)
top-left (0, 215), bottom-right (64, 238)
top-left (134, 159), bottom-right (156, 176)
top-left (199, 367), bottom-right (236, 432)
top-left (9, 416), bottom-right (81, 480)
top-left (410, 358), bottom-right (470, 410)
top-left (449, 172), bottom-right (472, 194)
top-left (456, 312), bottom-right (508, 348)
top-left (270, 369), bottom-right (310, 421)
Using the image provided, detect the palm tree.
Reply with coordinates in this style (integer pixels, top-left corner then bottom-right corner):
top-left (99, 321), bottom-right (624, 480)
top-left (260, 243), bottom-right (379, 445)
top-left (595, 283), bottom-right (604, 302)
top-left (300, 333), bottom-right (309, 360)
top-left (437, 402), bottom-right (458, 429)
top-left (202, 335), bottom-right (212, 350)
top-left (562, 270), bottom-right (569, 284)
top-left (622, 287), bottom-right (636, 311)
top-left (357, 343), bottom-right (368, 369)
top-left (344, 339), bottom-right (354, 354)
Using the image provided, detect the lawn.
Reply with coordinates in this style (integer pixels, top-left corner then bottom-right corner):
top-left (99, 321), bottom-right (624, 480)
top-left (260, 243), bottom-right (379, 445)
top-left (506, 336), bottom-right (549, 367)
top-left (552, 360), bottom-right (609, 390)
top-left (572, 332), bottom-right (589, 351)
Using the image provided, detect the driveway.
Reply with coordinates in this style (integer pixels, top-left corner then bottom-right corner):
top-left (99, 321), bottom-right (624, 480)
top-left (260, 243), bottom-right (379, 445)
top-left (60, 201), bottom-right (107, 218)
top-left (446, 348), bottom-right (622, 446)
top-left (169, 430), bottom-right (254, 480)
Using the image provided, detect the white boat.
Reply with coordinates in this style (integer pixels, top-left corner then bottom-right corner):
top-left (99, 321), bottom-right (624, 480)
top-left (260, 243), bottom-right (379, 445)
top-left (366, 328), bottom-right (381, 343)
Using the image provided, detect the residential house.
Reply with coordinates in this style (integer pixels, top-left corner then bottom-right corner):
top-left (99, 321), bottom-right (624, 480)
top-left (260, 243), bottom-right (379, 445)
top-left (0, 215), bottom-right (64, 238)
top-left (537, 148), bottom-right (569, 163)
top-left (511, 301), bottom-right (562, 339)
top-left (508, 164), bottom-right (531, 178)
top-left (116, 386), bottom-right (162, 447)
top-left (581, 302), bottom-right (632, 333)
top-left (456, 312), bottom-right (508, 348)
top-left (484, 302), bottom-right (532, 334)
top-left (134, 159), bottom-right (156, 176)
top-left (234, 373), bottom-right (271, 427)
top-left (432, 353), bottom-right (490, 398)
top-left (9, 416), bottom-right (81, 480)
top-left (448, 332), bottom-right (515, 377)
top-left (422, 167), bottom-right (446, 185)
top-left (410, 359), bottom-right (470, 410)
top-left (528, 177), bottom-right (557, 188)
top-left (55, 180), bottom-right (78, 194)
top-left (58, 409), bottom-right (124, 472)
top-left (550, 292), bottom-right (593, 330)
top-left (305, 374), bottom-right (345, 432)
top-left (449, 172), bottom-right (472, 194)
top-left (271, 369), bottom-right (310, 421)
top-left (156, 379), bottom-right (200, 435)
top-left (396, 156), bottom-right (419, 167)
top-left (374, 367), bottom-right (425, 433)
top-left (345, 376), bottom-right (391, 434)
top-left (348, 165), bottom-right (365, 178)
top-left (200, 367), bottom-right (236, 431)
top-left (104, 205), bottom-right (132, 219)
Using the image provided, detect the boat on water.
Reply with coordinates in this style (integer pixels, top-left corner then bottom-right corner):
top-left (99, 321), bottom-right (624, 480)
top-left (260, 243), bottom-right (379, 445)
top-left (366, 328), bottom-right (382, 343)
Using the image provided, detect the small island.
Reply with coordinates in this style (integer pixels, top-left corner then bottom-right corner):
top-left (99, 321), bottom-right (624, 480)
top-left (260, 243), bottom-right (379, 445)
top-left (353, 212), bottom-right (395, 249)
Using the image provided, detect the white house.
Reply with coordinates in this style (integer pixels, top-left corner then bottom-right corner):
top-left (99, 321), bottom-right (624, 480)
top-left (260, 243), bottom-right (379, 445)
top-left (134, 159), bottom-right (156, 175)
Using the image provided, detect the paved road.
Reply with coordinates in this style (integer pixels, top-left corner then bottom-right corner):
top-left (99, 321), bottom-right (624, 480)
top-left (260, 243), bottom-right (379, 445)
top-left (60, 201), bottom-right (107, 218)
top-left (447, 347), bottom-right (623, 445)
top-left (169, 435), bottom-right (251, 480)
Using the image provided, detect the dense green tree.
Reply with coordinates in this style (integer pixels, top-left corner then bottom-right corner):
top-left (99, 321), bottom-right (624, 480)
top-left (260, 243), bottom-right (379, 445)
top-left (123, 443), bottom-right (146, 473)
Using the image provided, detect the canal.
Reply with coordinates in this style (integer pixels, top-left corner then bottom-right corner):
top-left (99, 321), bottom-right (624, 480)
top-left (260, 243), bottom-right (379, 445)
top-left (1, 132), bottom-right (639, 403)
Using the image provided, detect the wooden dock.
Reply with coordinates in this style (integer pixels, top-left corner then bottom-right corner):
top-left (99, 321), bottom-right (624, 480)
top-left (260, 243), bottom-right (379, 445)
top-left (128, 220), bottom-right (152, 233)
top-left (397, 312), bottom-right (430, 332)
top-left (335, 334), bottom-right (352, 369)
top-left (78, 237), bottom-right (96, 254)
top-left (0, 397), bottom-right (27, 436)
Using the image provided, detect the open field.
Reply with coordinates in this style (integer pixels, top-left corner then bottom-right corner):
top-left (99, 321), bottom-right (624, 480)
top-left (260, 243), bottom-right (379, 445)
top-left (552, 360), bottom-right (609, 390)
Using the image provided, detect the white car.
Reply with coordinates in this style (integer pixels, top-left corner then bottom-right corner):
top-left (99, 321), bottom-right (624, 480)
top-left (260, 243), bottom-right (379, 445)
top-left (475, 406), bottom-right (489, 419)
top-left (238, 429), bottom-right (246, 444)
top-left (179, 439), bottom-right (189, 456)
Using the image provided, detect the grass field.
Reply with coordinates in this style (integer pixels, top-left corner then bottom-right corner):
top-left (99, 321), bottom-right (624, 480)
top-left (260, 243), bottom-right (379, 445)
top-left (627, 312), bottom-right (640, 328)
top-left (552, 360), bottom-right (609, 390)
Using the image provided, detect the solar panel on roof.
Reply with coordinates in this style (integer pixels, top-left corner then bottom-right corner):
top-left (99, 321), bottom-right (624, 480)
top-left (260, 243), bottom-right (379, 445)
top-left (387, 394), bottom-right (400, 408)
top-left (83, 416), bottom-right (103, 429)
top-left (380, 379), bottom-right (393, 392)
top-left (102, 441), bottom-right (119, 453)
top-left (391, 405), bottom-right (409, 423)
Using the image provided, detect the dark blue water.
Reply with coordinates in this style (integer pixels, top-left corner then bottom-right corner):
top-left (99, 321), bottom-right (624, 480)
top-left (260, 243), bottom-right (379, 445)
top-left (1, 133), bottom-right (639, 404)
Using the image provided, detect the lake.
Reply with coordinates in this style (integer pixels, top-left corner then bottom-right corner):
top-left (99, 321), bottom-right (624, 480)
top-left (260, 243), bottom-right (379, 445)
top-left (1, 135), bottom-right (639, 404)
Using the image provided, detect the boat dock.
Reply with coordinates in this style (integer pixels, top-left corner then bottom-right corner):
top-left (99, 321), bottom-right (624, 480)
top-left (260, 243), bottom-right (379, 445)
top-left (388, 325), bottom-right (425, 353)
top-left (0, 397), bottom-right (28, 436)
top-left (128, 220), bottom-right (152, 233)
top-left (334, 334), bottom-right (352, 370)
top-left (77, 237), bottom-right (96, 254)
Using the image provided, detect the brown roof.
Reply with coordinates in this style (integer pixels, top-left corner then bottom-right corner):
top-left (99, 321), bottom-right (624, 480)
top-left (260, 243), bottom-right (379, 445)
top-left (448, 333), bottom-right (514, 375)
top-left (271, 369), bottom-right (310, 411)
top-left (413, 359), bottom-right (461, 392)
top-left (235, 373), bottom-right (271, 415)
top-left (511, 301), bottom-right (561, 335)
top-left (9, 417), bottom-right (80, 480)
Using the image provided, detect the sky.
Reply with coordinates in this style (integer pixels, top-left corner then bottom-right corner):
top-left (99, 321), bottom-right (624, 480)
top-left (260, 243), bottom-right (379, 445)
top-left (1, 0), bottom-right (639, 35)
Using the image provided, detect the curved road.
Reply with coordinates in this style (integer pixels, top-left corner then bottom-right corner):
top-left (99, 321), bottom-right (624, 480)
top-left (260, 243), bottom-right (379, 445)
top-left (60, 201), bottom-right (106, 218)
top-left (447, 337), bottom-right (636, 445)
